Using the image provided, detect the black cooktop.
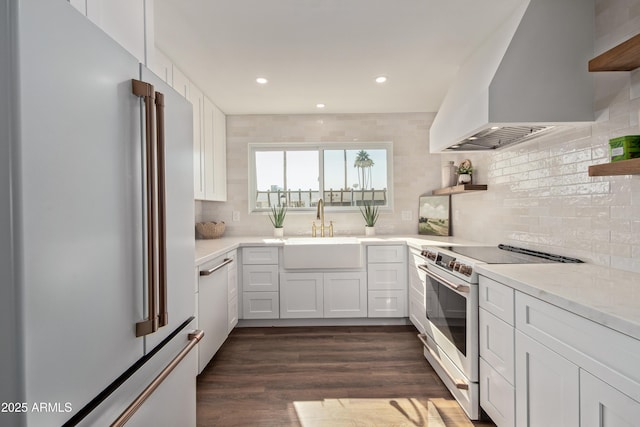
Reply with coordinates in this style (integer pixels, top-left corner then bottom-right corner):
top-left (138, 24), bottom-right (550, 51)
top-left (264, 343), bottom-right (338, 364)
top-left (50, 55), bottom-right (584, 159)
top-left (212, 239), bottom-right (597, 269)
top-left (443, 244), bottom-right (583, 264)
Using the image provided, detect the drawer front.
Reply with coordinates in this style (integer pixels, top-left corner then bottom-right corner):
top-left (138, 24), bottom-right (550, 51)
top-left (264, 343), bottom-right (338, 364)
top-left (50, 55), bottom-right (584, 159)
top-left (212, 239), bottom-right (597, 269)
top-left (242, 291), bottom-right (279, 319)
top-left (479, 275), bottom-right (514, 325)
top-left (367, 262), bottom-right (407, 290)
top-left (368, 290), bottom-right (407, 318)
top-left (480, 308), bottom-right (514, 384)
top-left (242, 246), bottom-right (279, 264)
top-left (367, 245), bottom-right (406, 263)
top-left (242, 264), bottom-right (279, 292)
top-left (480, 358), bottom-right (515, 427)
top-left (516, 292), bottom-right (640, 402)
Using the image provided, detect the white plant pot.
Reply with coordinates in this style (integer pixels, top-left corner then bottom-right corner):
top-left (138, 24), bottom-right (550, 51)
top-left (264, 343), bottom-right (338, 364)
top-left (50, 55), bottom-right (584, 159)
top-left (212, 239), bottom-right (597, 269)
top-left (274, 227), bottom-right (284, 238)
top-left (365, 226), bottom-right (376, 236)
top-left (458, 173), bottom-right (472, 184)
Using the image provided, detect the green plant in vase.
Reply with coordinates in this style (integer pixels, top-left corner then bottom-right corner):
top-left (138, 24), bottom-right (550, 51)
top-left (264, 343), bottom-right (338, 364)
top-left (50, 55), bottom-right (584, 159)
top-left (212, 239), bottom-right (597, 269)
top-left (359, 201), bottom-right (379, 236)
top-left (269, 204), bottom-right (287, 237)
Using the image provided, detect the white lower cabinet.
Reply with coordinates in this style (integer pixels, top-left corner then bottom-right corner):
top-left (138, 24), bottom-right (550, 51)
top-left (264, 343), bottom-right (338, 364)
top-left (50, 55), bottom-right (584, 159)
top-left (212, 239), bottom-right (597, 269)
top-left (408, 248), bottom-right (428, 333)
top-left (368, 290), bottom-right (406, 317)
top-left (515, 330), bottom-right (580, 427)
top-left (279, 272), bottom-right (367, 318)
top-left (280, 273), bottom-right (324, 318)
top-left (479, 274), bottom-right (640, 427)
top-left (480, 358), bottom-right (514, 427)
top-left (367, 245), bottom-right (407, 318)
top-left (227, 250), bottom-right (238, 332)
top-left (242, 292), bottom-right (279, 319)
top-left (479, 276), bottom-right (515, 427)
top-left (197, 255), bottom-right (232, 374)
top-left (580, 370), bottom-right (640, 427)
top-left (324, 272), bottom-right (367, 318)
top-left (241, 247), bottom-right (280, 319)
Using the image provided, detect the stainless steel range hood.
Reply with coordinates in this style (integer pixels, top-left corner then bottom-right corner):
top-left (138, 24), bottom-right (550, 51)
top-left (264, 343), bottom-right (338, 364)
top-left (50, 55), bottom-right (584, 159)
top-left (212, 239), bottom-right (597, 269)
top-left (430, 0), bottom-right (594, 153)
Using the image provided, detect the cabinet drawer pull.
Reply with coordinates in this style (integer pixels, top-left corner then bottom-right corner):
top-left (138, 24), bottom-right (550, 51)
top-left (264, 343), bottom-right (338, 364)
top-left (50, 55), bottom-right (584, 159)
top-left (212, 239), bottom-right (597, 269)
top-left (200, 258), bottom-right (233, 276)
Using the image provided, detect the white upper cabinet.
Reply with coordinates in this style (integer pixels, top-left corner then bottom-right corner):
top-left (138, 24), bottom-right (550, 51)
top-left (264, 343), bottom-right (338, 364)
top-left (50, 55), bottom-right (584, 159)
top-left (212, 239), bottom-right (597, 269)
top-left (188, 85), bottom-right (205, 200)
top-left (172, 65), bottom-right (191, 99)
top-left (68, 0), bottom-right (151, 64)
top-left (150, 49), bottom-right (174, 86)
top-left (203, 98), bottom-right (228, 201)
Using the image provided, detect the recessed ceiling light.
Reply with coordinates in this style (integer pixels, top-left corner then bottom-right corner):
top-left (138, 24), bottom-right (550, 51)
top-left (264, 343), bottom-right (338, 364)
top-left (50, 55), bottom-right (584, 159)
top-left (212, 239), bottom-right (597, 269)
top-left (468, 136), bottom-right (478, 140)
top-left (316, 103), bottom-right (325, 109)
top-left (256, 77), bottom-right (268, 84)
top-left (490, 126), bottom-right (500, 130)
top-left (375, 76), bottom-right (387, 83)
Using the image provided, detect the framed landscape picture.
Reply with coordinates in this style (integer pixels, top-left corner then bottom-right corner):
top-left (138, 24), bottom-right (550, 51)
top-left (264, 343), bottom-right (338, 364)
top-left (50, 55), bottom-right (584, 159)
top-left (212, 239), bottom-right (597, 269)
top-left (418, 195), bottom-right (451, 236)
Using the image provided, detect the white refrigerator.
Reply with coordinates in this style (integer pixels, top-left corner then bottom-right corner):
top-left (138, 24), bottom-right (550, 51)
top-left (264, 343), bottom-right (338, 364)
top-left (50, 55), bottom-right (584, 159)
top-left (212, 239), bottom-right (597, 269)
top-left (0, 0), bottom-right (198, 426)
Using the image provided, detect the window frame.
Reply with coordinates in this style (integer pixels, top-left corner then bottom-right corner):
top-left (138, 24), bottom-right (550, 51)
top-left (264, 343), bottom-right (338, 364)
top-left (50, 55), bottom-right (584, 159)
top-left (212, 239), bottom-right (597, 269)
top-left (248, 141), bottom-right (394, 214)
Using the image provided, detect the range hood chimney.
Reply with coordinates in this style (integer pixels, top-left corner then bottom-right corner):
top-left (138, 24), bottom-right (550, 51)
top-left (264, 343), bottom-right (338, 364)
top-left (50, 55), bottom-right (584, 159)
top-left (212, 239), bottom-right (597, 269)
top-left (430, 0), bottom-right (594, 152)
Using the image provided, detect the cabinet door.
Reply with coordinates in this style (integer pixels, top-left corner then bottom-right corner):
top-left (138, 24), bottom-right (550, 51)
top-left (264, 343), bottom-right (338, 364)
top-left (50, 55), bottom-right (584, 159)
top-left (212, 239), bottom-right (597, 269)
top-left (198, 256), bottom-right (229, 374)
top-left (324, 272), bottom-right (367, 318)
top-left (227, 251), bottom-right (238, 332)
top-left (242, 246), bottom-right (279, 264)
top-left (203, 99), bottom-right (227, 201)
top-left (368, 290), bottom-right (407, 317)
top-left (409, 288), bottom-right (428, 334)
top-left (280, 273), bottom-right (323, 318)
top-left (172, 65), bottom-right (190, 99)
top-left (479, 276), bottom-right (514, 325)
top-left (242, 264), bottom-right (279, 292)
top-left (480, 308), bottom-right (514, 384)
top-left (368, 262), bottom-right (406, 290)
top-left (151, 49), bottom-right (173, 85)
top-left (580, 370), bottom-right (640, 427)
top-left (408, 251), bottom-right (428, 333)
top-left (367, 245), bottom-right (406, 263)
top-left (480, 358), bottom-right (514, 427)
top-left (189, 85), bottom-right (205, 200)
top-left (242, 292), bottom-right (279, 319)
top-left (515, 331), bottom-right (579, 427)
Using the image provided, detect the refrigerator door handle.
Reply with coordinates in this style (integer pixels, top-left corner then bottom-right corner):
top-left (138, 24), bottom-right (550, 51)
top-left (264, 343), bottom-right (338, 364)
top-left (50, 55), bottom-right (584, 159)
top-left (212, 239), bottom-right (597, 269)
top-left (154, 91), bottom-right (168, 328)
top-left (111, 329), bottom-right (204, 427)
top-left (132, 79), bottom-right (159, 337)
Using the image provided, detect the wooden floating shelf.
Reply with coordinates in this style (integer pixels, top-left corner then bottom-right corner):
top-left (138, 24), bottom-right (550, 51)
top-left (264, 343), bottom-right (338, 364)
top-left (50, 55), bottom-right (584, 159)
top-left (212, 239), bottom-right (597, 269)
top-left (589, 33), bottom-right (640, 71)
top-left (588, 158), bottom-right (640, 176)
top-left (432, 184), bottom-right (488, 195)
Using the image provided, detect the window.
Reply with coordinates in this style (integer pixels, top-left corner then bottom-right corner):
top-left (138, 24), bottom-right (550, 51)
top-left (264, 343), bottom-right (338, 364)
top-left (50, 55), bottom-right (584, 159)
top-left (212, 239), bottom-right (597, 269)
top-left (249, 142), bottom-right (393, 212)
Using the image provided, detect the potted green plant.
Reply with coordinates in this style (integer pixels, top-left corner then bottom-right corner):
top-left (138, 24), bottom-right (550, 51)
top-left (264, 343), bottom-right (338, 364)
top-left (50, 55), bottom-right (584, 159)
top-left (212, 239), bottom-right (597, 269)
top-left (457, 160), bottom-right (473, 184)
top-left (359, 201), bottom-right (379, 236)
top-left (268, 205), bottom-right (287, 237)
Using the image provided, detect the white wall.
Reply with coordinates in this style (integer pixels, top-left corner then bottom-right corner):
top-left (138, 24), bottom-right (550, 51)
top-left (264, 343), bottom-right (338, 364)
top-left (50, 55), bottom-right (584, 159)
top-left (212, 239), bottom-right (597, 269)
top-left (196, 113), bottom-right (440, 237)
top-left (450, 0), bottom-right (640, 273)
top-left (197, 0), bottom-right (640, 273)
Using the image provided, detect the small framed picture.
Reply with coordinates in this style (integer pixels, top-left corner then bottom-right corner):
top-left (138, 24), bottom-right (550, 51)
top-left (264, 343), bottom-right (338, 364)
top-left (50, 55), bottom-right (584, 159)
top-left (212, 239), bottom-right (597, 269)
top-left (418, 195), bottom-right (451, 236)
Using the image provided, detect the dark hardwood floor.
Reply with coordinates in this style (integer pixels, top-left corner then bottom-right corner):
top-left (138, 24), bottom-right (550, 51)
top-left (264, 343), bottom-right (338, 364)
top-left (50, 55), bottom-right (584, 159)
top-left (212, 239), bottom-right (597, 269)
top-left (197, 325), bottom-right (496, 427)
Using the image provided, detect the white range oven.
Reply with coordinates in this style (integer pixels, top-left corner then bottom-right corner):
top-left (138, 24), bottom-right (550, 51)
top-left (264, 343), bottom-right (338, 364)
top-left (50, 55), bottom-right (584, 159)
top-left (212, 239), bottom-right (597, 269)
top-left (416, 244), bottom-right (582, 420)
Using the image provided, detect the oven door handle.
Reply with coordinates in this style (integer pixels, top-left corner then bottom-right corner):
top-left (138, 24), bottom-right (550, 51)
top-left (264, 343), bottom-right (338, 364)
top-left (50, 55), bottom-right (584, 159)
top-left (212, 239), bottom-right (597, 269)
top-left (418, 265), bottom-right (470, 294)
top-left (417, 334), bottom-right (469, 390)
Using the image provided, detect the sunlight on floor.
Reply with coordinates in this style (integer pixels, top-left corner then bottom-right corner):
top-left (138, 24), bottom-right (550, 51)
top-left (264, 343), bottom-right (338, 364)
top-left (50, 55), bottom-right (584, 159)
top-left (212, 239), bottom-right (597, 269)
top-left (293, 397), bottom-right (452, 427)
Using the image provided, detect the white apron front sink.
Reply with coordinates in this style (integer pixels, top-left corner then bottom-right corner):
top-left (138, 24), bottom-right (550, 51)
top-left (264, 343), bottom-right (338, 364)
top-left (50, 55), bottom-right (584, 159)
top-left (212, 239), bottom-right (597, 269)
top-left (283, 237), bottom-right (363, 269)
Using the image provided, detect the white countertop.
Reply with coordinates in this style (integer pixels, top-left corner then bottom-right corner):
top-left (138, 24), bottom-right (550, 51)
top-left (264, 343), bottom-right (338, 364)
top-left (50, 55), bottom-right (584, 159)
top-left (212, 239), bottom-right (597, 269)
top-left (476, 263), bottom-right (640, 341)
top-left (194, 234), bottom-right (483, 266)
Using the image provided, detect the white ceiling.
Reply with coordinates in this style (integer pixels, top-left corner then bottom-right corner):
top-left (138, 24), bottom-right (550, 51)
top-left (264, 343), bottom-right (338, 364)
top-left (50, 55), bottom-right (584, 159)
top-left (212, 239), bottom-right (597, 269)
top-left (154, 0), bottom-right (524, 115)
